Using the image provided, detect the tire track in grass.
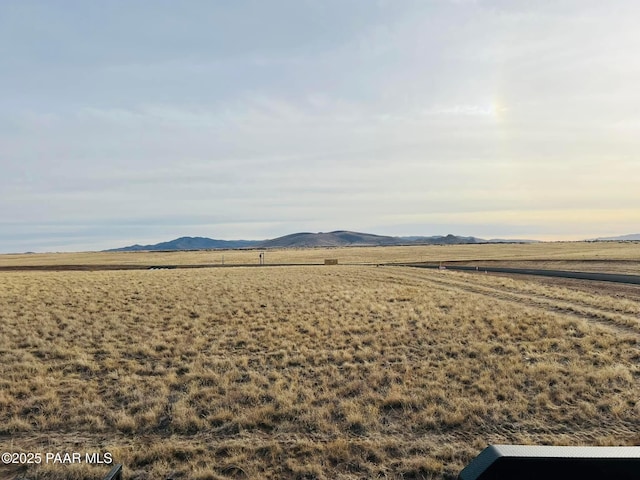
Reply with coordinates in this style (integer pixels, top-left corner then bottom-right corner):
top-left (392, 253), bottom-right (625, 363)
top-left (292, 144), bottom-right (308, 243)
top-left (3, 427), bottom-right (638, 480)
top-left (382, 267), bottom-right (640, 338)
top-left (2, 420), bottom-right (638, 452)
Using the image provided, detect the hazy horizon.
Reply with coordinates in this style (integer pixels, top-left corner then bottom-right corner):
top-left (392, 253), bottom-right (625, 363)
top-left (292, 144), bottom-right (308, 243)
top-left (2, 1), bottom-right (640, 253)
top-left (5, 230), bottom-right (640, 255)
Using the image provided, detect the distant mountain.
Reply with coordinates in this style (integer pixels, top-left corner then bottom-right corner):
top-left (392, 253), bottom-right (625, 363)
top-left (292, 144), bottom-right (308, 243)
top-left (398, 234), bottom-right (483, 245)
top-left (257, 230), bottom-right (402, 248)
top-left (106, 231), bottom-right (537, 252)
top-left (257, 231), bottom-right (537, 248)
top-left (106, 236), bottom-right (260, 252)
top-left (485, 238), bottom-right (541, 244)
top-left (590, 233), bottom-right (640, 241)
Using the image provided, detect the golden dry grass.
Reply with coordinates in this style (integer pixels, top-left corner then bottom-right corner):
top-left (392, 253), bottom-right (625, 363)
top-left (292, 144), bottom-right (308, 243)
top-left (1, 262), bottom-right (638, 479)
top-left (1, 240), bottom-right (640, 268)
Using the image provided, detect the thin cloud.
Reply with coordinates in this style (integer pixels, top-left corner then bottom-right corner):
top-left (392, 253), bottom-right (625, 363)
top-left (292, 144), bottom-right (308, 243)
top-left (1, 1), bottom-right (639, 252)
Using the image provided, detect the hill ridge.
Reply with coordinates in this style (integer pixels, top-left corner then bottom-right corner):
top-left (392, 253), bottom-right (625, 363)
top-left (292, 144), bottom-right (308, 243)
top-left (106, 230), bottom-right (539, 252)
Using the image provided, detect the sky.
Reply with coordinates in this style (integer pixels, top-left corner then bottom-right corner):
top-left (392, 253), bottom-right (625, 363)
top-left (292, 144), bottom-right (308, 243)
top-left (2, 0), bottom-right (640, 253)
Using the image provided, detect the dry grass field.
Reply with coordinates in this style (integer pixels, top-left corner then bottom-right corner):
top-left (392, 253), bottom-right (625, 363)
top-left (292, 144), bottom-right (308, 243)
top-left (1, 244), bottom-right (639, 479)
top-left (2, 241), bottom-right (640, 269)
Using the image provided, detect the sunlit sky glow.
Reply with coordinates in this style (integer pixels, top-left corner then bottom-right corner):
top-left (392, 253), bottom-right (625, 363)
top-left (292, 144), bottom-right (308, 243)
top-left (2, 0), bottom-right (639, 252)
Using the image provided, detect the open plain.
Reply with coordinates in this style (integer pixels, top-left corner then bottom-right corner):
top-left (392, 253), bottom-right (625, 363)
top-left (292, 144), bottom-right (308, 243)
top-left (1, 243), bottom-right (639, 479)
